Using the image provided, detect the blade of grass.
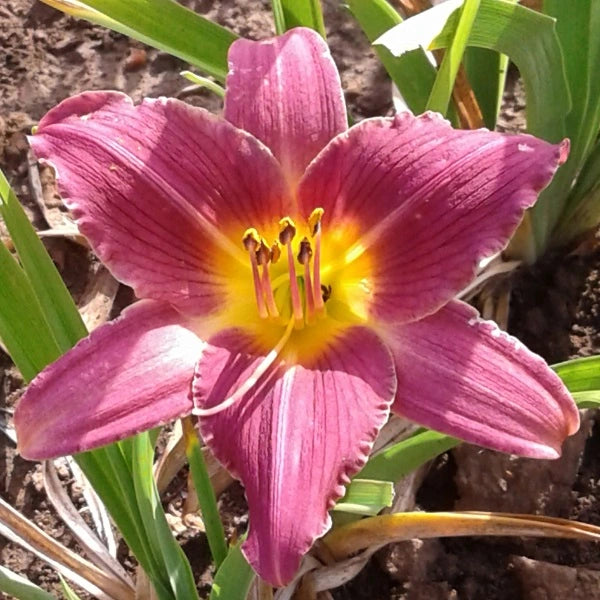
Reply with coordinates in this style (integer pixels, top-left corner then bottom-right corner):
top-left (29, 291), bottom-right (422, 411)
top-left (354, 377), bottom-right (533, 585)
top-left (39, 0), bottom-right (237, 81)
top-left (183, 417), bottom-right (228, 569)
top-left (426, 0), bottom-right (481, 116)
top-left (0, 566), bottom-right (58, 600)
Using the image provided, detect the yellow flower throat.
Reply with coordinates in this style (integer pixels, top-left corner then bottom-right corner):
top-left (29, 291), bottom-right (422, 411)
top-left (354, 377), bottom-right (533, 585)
top-left (243, 208), bottom-right (327, 329)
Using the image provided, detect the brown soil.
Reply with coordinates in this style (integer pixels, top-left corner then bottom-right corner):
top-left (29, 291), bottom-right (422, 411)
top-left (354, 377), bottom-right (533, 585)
top-left (2, 1), bottom-right (600, 599)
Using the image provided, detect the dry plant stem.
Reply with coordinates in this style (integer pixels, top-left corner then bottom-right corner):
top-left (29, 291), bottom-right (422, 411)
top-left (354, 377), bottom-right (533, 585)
top-left (322, 512), bottom-right (600, 561)
top-left (0, 495), bottom-right (135, 600)
top-left (42, 461), bottom-right (134, 587)
top-left (66, 456), bottom-right (117, 558)
top-left (135, 567), bottom-right (159, 600)
top-left (396, 0), bottom-right (484, 129)
top-left (78, 265), bottom-right (120, 331)
top-left (258, 579), bottom-right (274, 600)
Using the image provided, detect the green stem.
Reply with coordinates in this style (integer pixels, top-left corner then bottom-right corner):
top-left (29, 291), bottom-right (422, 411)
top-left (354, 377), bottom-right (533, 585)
top-left (183, 417), bottom-right (228, 568)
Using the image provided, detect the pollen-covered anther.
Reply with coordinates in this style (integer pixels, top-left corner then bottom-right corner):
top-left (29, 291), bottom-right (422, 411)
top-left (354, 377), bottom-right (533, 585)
top-left (278, 216), bottom-right (303, 325)
top-left (308, 207), bottom-right (324, 237)
top-left (278, 217), bottom-right (297, 245)
top-left (243, 227), bottom-right (261, 252)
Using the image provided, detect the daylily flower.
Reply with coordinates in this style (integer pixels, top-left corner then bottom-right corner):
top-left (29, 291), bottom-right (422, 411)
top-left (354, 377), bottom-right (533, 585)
top-left (15, 27), bottom-right (578, 586)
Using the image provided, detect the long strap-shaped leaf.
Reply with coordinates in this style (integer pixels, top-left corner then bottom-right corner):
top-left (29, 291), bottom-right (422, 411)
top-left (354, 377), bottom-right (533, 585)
top-left (0, 566), bottom-right (58, 600)
top-left (323, 511), bottom-right (600, 560)
top-left (377, 0), bottom-right (569, 144)
top-left (550, 1), bottom-right (600, 243)
top-left (1, 171), bottom-right (198, 598)
top-left (271, 0), bottom-right (326, 37)
top-left (39, 0), bottom-right (237, 81)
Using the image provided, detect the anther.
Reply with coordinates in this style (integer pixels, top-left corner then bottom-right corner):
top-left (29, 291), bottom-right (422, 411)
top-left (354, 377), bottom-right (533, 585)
top-left (243, 228), bottom-right (261, 252)
top-left (298, 237), bottom-right (315, 323)
top-left (242, 228), bottom-right (268, 319)
top-left (257, 238), bottom-right (280, 319)
top-left (297, 237), bottom-right (313, 265)
top-left (278, 217), bottom-right (303, 325)
top-left (308, 208), bottom-right (325, 313)
top-left (278, 217), bottom-right (296, 245)
top-left (308, 207), bottom-right (324, 237)
top-left (270, 240), bottom-right (281, 264)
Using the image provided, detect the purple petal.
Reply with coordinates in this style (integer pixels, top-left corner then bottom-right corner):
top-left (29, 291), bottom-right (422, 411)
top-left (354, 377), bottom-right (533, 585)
top-left (298, 112), bottom-right (568, 324)
top-left (15, 301), bottom-right (202, 459)
top-left (31, 91), bottom-right (292, 316)
top-left (225, 27), bottom-right (347, 187)
top-left (386, 300), bottom-right (579, 459)
top-left (194, 326), bottom-right (396, 586)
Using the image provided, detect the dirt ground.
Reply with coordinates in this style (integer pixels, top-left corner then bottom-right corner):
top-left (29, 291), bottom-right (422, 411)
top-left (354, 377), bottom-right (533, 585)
top-left (2, 1), bottom-right (600, 599)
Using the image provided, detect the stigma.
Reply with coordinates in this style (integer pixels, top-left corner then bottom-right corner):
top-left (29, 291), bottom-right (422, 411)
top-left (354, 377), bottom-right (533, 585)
top-left (242, 209), bottom-right (326, 328)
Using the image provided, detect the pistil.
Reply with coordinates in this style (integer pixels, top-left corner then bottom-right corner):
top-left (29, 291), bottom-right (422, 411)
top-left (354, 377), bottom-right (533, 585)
top-left (243, 228), bottom-right (268, 319)
top-left (279, 217), bottom-right (304, 326)
top-left (309, 208), bottom-right (325, 313)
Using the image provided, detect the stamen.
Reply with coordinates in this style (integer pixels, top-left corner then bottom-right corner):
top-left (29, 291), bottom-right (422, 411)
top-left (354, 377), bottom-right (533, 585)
top-left (243, 228), bottom-right (268, 319)
top-left (270, 240), bottom-right (281, 264)
top-left (278, 217), bottom-right (303, 325)
top-left (193, 316), bottom-right (296, 417)
top-left (257, 238), bottom-right (280, 319)
top-left (297, 237), bottom-right (315, 323)
top-left (309, 208), bottom-right (325, 312)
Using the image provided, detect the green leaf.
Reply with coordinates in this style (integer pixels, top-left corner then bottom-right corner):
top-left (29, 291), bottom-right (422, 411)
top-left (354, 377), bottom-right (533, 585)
top-left (0, 566), bottom-right (58, 600)
top-left (347, 0), bottom-right (439, 117)
top-left (0, 169), bottom-right (87, 353)
top-left (41, 0), bottom-right (237, 81)
top-left (183, 418), bottom-right (228, 569)
top-left (429, 0), bottom-right (569, 143)
top-left (180, 71), bottom-right (225, 98)
top-left (209, 542), bottom-right (255, 600)
top-left (463, 46), bottom-right (507, 130)
top-left (549, 1), bottom-right (600, 244)
top-left (377, 0), bottom-right (570, 142)
top-left (427, 0), bottom-right (482, 116)
top-left (558, 139), bottom-right (600, 241)
top-left (59, 576), bottom-right (83, 600)
top-left (359, 430), bottom-right (459, 482)
top-left (333, 479), bottom-right (394, 516)
top-left (553, 355), bottom-right (600, 395)
top-left (461, 0), bottom-right (514, 130)
top-left (271, 0), bottom-right (326, 37)
top-left (132, 432), bottom-right (199, 600)
top-left (0, 239), bottom-right (60, 382)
